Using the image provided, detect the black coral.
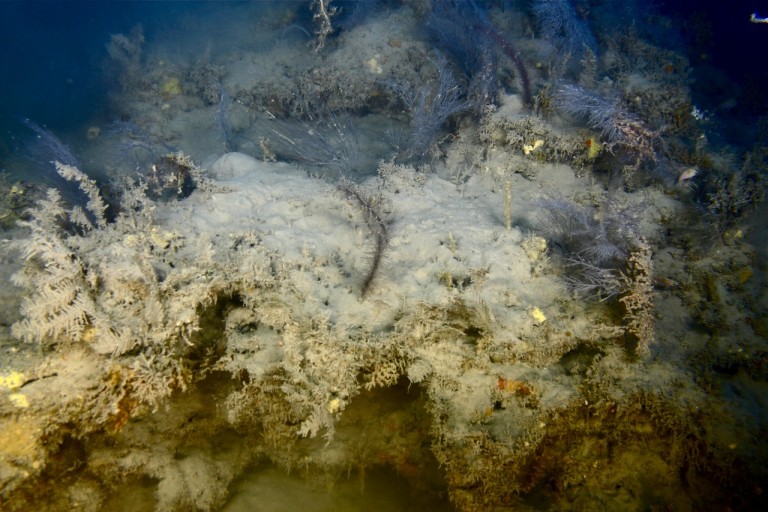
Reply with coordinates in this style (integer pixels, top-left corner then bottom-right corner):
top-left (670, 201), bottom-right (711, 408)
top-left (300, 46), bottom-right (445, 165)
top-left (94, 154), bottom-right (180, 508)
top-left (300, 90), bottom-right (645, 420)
top-left (10, 188), bottom-right (95, 347)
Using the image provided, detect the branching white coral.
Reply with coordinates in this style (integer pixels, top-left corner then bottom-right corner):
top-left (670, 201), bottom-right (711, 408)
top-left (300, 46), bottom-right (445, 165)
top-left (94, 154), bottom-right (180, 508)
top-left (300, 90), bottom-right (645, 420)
top-left (10, 189), bottom-right (95, 346)
top-left (8, 160), bottom-right (227, 410)
top-left (55, 161), bottom-right (108, 228)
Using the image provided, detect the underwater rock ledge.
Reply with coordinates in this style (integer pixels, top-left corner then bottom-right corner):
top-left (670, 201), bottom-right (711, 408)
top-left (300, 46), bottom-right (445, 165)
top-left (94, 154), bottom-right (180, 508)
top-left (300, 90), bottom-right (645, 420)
top-left (0, 152), bottom-right (765, 511)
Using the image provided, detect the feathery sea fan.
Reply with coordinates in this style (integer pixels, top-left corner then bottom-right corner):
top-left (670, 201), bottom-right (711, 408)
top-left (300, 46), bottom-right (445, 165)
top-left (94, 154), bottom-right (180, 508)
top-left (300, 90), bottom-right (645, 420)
top-left (539, 196), bottom-right (643, 300)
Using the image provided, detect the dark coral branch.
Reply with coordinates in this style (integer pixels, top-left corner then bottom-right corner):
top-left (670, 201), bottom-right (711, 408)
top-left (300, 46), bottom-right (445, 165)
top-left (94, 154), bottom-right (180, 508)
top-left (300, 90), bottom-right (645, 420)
top-left (337, 182), bottom-right (388, 298)
top-left (473, 24), bottom-right (533, 108)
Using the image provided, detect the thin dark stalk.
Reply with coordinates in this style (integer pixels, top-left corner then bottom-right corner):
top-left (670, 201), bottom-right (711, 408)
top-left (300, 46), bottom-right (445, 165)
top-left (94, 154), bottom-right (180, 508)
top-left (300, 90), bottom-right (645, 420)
top-left (473, 24), bottom-right (532, 108)
top-left (337, 183), bottom-right (388, 298)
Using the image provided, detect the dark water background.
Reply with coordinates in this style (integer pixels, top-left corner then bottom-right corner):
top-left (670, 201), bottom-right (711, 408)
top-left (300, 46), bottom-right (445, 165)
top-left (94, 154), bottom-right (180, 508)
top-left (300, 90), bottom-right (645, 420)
top-left (0, 1), bottom-right (178, 135)
top-left (0, 0), bottom-right (766, 162)
top-left (0, 1), bottom-right (302, 157)
top-left (660, 0), bottom-right (768, 143)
